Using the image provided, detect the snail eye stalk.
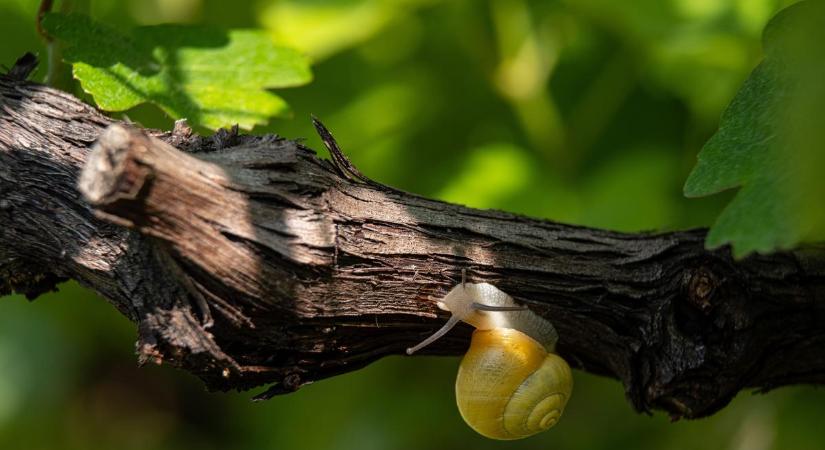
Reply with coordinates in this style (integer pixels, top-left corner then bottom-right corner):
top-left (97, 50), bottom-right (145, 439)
top-left (471, 303), bottom-right (527, 312)
top-left (406, 315), bottom-right (461, 355)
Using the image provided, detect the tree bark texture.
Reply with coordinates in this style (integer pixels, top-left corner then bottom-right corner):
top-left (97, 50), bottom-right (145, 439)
top-left (1, 63), bottom-right (825, 420)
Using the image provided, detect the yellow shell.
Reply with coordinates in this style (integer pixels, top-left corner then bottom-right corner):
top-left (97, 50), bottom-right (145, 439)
top-left (456, 328), bottom-right (573, 440)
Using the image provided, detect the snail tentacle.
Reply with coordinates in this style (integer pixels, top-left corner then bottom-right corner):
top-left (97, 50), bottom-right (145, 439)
top-left (471, 302), bottom-right (528, 312)
top-left (406, 315), bottom-right (461, 355)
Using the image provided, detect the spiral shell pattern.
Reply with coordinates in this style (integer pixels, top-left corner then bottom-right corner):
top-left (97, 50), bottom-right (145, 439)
top-left (455, 328), bottom-right (573, 440)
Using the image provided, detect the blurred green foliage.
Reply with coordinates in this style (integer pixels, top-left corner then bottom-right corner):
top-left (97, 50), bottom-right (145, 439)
top-left (1, 0), bottom-right (824, 449)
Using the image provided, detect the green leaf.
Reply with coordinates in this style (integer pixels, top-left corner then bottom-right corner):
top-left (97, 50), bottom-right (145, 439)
top-left (41, 13), bottom-right (312, 130)
top-left (684, 0), bottom-right (825, 257)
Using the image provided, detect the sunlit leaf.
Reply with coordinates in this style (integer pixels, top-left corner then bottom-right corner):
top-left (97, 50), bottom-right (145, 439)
top-left (42, 12), bottom-right (312, 130)
top-left (684, 1), bottom-right (825, 257)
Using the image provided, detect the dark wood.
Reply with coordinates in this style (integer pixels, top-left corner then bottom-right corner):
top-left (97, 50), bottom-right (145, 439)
top-left (1, 65), bottom-right (824, 420)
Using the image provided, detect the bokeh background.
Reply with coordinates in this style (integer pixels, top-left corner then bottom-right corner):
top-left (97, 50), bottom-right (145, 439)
top-left (1, 0), bottom-right (824, 448)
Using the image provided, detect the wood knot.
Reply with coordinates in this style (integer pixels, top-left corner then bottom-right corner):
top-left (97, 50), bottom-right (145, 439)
top-left (686, 267), bottom-right (719, 314)
top-left (78, 124), bottom-right (152, 206)
top-left (282, 373), bottom-right (302, 391)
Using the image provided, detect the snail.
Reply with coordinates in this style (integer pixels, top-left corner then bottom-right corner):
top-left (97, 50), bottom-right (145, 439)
top-left (407, 281), bottom-right (572, 440)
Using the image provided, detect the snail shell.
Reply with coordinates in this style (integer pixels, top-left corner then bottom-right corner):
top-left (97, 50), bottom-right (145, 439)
top-left (456, 328), bottom-right (572, 440)
top-left (407, 282), bottom-right (573, 440)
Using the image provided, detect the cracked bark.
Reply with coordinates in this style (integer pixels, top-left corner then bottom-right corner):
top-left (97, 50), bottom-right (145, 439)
top-left (1, 60), bottom-right (824, 420)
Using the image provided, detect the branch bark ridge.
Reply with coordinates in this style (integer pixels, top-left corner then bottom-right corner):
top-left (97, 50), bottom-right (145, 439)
top-left (2, 61), bottom-right (825, 419)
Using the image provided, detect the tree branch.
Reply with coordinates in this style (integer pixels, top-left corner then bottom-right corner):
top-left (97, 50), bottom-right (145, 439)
top-left (1, 61), bottom-right (824, 419)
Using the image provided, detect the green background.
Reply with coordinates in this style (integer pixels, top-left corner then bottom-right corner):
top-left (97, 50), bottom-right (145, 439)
top-left (1, 0), bottom-right (823, 448)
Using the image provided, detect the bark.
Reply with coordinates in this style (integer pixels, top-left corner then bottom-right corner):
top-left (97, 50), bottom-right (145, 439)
top-left (1, 58), bottom-right (824, 420)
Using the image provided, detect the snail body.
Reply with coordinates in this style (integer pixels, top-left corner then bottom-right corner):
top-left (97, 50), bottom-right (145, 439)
top-left (407, 282), bottom-right (573, 440)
